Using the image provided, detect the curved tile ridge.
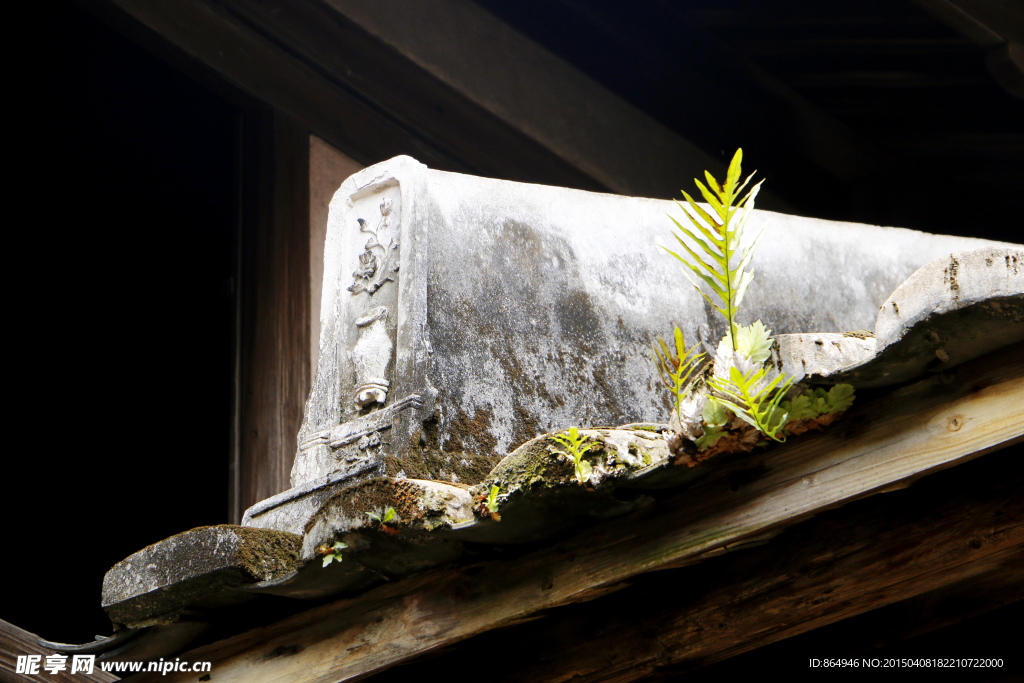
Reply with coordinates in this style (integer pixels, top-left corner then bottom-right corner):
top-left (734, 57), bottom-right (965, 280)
top-left (835, 247), bottom-right (1024, 387)
top-left (876, 248), bottom-right (1023, 348)
top-left (101, 526), bottom-right (301, 628)
top-left (771, 333), bottom-right (877, 384)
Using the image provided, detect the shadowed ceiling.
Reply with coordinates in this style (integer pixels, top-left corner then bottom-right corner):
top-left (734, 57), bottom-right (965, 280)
top-left (476, 0), bottom-right (1023, 242)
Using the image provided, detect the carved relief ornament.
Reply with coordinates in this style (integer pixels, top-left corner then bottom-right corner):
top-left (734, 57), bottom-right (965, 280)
top-left (348, 198), bottom-right (400, 296)
top-left (351, 306), bottom-right (392, 408)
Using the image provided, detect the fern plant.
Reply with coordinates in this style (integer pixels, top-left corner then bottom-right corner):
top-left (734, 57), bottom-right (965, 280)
top-left (781, 385), bottom-right (855, 425)
top-left (656, 149), bottom-right (858, 447)
top-left (664, 148), bottom-right (764, 348)
top-left (549, 427), bottom-right (598, 484)
top-left (652, 326), bottom-right (705, 421)
top-left (662, 149), bottom-right (794, 443)
top-left (707, 364), bottom-right (794, 441)
top-left (696, 399), bottom-right (730, 450)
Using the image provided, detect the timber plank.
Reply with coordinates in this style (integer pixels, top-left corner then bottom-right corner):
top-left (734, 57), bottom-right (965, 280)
top-left (81, 0), bottom-right (607, 191)
top-left (211, 0), bottom-right (607, 191)
top-left (236, 110), bottom-right (313, 510)
top-left (84, 0), bottom-right (463, 171)
top-left (466, 453), bottom-right (1024, 681)
top-left (0, 620), bottom-right (119, 683)
top-left (376, 558), bottom-right (1024, 683)
top-left (144, 345), bottom-right (1024, 682)
top-left (723, 564), bottom-right (1024, 669)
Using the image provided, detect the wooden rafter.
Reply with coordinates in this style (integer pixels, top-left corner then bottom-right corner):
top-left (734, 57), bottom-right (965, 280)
top-left (1, 620), bottom-right (118, 683)
top-left (395, 451), bottom-right (1023, 682)
top-left (136, 345), bottom-right (1023, 682)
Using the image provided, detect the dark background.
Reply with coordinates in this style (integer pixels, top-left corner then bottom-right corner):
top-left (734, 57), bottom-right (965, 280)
top-left (8, 1), bottom-right (236, 643)
top-left (5, 0), bottom-right (1021, 659)
top-left (476, 0), bottom-right (1024, 241)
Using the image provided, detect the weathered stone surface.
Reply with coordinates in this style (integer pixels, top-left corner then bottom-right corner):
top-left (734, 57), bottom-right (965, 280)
top-left (462, 427), bottom-right (675, 542)
top-left (101, 526), bottom-right (300, 628)
top-left (256, 155), bottom-right (1013, 537)
top-left (295, 429), bottom-right (676, 585)
top-left (107, 330), bottom-right (1024, 619)
top-left (96, 163), bottom-right (1024, 656)
top-left (772, 332), bottom-right (877, 384)
top-left (836, 248), bottom-right (1024, 387)
top-left (277, 478), bottom-right (477, 597)
top-left (301, 477), bottom-right (475, 560)
top-left (242, 462), bottom-right (379, 535)
top-left (146, 347), bottom-right (1024, 683)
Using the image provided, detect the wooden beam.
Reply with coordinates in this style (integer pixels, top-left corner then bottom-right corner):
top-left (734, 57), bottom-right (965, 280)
top-left (909, 0), bottom-right (1024, 46)
top-left (237, 109), bottom-right (312, 511)
top-left (744, 562), bottom-right (1024, 661)
top-left (144, 345), bottom-right (1024, 682)
top-left (383, 450), bottom-right (1023, 682)
top-left (0, 620), bottom-right (118, 683)
top-left (203, 0), bottom-right (613, 191)
top-left (550, 0), bottom-right (883, 185)
top-left (320, 0), bottom-right (724, 199)
top-left (77, 0), bottom-right (608, 192)
top-left (909, 0), bottom-right (1024, 98)
top-left (77, 0), bottom-right (460, 172)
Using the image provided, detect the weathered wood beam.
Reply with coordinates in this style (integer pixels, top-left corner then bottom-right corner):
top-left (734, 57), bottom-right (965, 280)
top-left (78, 0), bottom-right (683, 193)
top-left (234, 109), bottom-right (313, 511)
top-left (143, 345), bottom-right (1024, 682)
top-left (321, 0), bottom-right (723, 198)
top-left (910, 0), bottom-right (1024, 46)
top-left (745, 562), bottom-right (1024, 662)
top-left (402, 450), bottom-right (1022, 682)
top-left (909, 0), bottom-right (1024, 98)
top-left (204, 0), bottom-right (613, 191)
top-left (547, 0), bottom-right (883, 184)
top-left (1, 620), bottom-right (118, 683)
top-left (76, 0), bottom-right (464, 173)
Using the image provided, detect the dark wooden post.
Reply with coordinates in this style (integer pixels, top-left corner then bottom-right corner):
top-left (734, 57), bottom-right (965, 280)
top-left (232, 108), bottom-right (311, 520)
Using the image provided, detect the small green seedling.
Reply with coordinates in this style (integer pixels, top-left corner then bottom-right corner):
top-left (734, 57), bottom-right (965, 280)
top-left (549, 427), bottom-right (598, 484)
top-left (366, 507), bottom-right (396, 526)
top-left (486, 485), bottom-right (501, 513)
top-left (319, 541), bottom-right (348, 567)
top-left (366, 507), bottom-right (400, 535)
top-left (477, 484), bottom-right (503, 521)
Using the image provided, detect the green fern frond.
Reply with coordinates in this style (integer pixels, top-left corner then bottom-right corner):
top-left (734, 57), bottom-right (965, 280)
top-left (724, 320), bottom-right (774, 364)
top-left (549, 427), bottom-right (599, 484)
top-left (702, 397), bottom-right (729, 428)
top-left (780, 384), bottom-right (856, 425)
top-left (695, 425), bottom-right (727, 451)
top-left (782, 393), bottom-right (818, 422)
top-left (825, 384), bottom-right (856, 413)
top-left (652, 326), bottom-right (706, 420)
top-left (663, 148), bottom-right (764, 349)
top-left (708, 365), bottom-right (794, 442)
